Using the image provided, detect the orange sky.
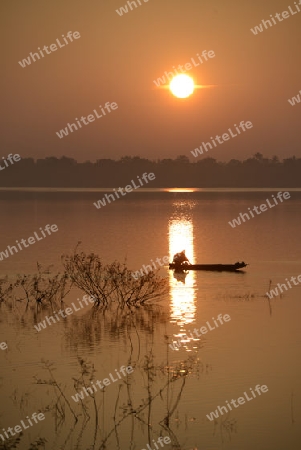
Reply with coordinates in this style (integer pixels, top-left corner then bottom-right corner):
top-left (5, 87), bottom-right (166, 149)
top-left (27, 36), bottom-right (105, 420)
top-left (1, 0), bottom-right (301, 161)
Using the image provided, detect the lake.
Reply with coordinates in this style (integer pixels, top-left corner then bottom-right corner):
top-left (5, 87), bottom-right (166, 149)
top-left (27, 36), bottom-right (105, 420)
top-left (0, 189), bottom-right (300, 450)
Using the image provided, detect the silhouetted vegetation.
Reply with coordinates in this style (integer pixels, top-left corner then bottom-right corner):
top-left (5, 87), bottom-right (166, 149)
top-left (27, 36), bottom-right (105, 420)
top-left (0, 250), bottom-right (168, 314)
top-left (1, 153), bottom-right (301, 187)
top-left (62, 250), bottom-right (168, 307)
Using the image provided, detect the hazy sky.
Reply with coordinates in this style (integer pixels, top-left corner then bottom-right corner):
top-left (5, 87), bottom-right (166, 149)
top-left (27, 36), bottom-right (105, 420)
top-left (1, 0), bottom-right (301, 162)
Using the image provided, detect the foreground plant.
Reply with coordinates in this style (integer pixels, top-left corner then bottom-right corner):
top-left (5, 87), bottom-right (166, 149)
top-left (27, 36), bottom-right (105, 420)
top-left (62, 250), bottom-right (168, 307)
top-left (14, 263), bottom-right (71, 309)
top-left (0, 276), bottom-right (13, 304)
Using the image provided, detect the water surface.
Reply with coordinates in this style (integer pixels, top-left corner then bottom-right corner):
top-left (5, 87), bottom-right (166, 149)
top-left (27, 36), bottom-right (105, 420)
top-left (0, 189), bottom-right (300, 450)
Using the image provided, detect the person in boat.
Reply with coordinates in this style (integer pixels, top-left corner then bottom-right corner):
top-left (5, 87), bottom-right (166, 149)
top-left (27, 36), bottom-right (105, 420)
top-left (234, 261), bottom-right (246, 268)
top-left (172, 250), bottom-right (190, 265)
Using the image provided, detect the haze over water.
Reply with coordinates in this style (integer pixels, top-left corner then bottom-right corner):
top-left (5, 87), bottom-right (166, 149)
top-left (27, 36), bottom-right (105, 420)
top-left (1, 189), bottom-right (301, 449)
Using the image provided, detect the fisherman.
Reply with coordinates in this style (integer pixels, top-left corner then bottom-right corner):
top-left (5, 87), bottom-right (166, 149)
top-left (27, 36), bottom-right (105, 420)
top-left (172, 250), bottom-right (190, 265)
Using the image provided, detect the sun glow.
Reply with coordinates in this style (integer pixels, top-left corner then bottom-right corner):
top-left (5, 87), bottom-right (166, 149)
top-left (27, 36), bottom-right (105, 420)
top-left (169, 74), bottom-right (194, 98)
top-left (168, 217), bottom-right (197, 327)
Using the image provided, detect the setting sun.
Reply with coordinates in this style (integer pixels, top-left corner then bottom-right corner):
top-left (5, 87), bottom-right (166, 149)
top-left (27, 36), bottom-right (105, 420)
top-left (169, 74), bottom-right (194, 98)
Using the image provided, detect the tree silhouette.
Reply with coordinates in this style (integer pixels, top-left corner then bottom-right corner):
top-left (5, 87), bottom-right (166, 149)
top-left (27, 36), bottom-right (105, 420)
top-left (0, 154), bottom-right (300, 188)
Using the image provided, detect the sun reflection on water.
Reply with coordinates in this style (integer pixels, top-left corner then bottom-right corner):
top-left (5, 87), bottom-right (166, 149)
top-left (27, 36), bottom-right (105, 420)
top-left (168, 209), bottom-right (199, 351)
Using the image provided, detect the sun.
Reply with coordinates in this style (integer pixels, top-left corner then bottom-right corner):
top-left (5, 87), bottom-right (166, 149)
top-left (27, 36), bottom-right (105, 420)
top-left (169, 74), bottom-right (194, 98)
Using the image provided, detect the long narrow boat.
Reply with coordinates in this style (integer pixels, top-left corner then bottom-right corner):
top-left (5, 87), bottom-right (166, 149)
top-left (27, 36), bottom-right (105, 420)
top-left (169, 262), bottom-right (247, 272)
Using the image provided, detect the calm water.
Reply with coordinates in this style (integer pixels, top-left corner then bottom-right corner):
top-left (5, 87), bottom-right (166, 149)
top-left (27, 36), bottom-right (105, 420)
top-left (1, 189), bottom-right (301, 450)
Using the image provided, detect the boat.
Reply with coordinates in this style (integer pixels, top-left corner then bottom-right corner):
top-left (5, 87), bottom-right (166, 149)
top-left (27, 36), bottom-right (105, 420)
top-left (169, 261), bottom-right (247, 272)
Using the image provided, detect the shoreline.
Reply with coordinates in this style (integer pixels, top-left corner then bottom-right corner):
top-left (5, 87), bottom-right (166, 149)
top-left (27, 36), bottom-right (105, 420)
top-left (0, 187), bottom-right (301, 192)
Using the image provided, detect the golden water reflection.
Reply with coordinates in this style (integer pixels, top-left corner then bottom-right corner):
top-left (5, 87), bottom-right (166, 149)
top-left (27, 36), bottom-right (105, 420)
top-left (168, 212), bottom-right (199, 352)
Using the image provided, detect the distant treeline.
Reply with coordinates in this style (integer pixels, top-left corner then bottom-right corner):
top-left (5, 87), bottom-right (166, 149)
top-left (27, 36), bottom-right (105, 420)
top-left (1, 153), bottom-right (300, 187)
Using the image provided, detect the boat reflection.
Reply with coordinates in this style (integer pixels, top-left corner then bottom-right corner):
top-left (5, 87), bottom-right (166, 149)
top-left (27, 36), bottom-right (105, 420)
top-left (168, 211), bottom-right (199, 352)
top-left (173, 270), bottom-right (188, 284)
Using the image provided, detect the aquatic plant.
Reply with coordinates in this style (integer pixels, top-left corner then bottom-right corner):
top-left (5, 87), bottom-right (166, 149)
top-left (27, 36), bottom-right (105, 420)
top-left (14, 263), bottom-right (71, 309)
top-left (0, 276), bottom-right (13, 304)
top-left (62, 250), bottom-right (168, 307)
